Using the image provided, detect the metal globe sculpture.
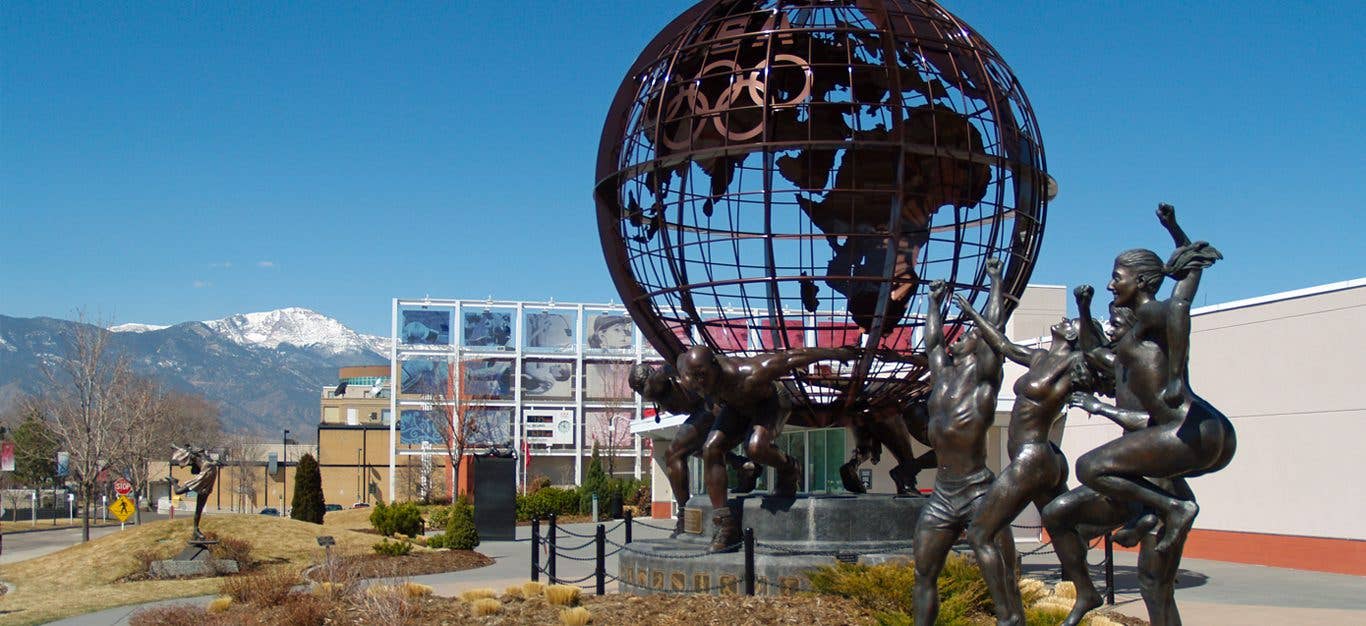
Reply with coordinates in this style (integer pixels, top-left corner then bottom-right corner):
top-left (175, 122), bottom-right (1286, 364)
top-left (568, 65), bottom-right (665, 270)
top-left (595, 0), bottom-right (1049, 424)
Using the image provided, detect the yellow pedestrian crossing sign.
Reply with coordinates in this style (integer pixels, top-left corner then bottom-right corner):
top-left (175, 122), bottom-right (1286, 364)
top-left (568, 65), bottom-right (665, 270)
top-left (109, 495), bottom-right (135, 523)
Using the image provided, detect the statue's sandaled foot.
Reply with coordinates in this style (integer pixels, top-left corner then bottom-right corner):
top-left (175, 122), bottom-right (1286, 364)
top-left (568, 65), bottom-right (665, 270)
top-left (1113, 511), bottom-right (1159, 548)
top-left (773, 457), bottom-right (801, 498)
top-left (734, 462), bottom-right (760, 494)
top-left (839, 460), bottom-right (866, 493)
top-left (1062, 588), bottom-right (1103, 626)
top-left (709, 509), bottom-right (741, 552)
top-left (1156, 500), bottom-right (1199, 553)
top-left (670, 512), bottom-right (686, 538)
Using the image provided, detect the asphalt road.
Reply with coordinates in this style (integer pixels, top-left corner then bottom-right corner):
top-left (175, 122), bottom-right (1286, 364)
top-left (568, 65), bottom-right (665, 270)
top-left (0, 513), bottom-right (170, 565)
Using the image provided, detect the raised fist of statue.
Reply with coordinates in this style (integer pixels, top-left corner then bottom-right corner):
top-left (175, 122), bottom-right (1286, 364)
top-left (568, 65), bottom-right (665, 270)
top-left (985, 257), bottom-right (1003, 277)
top-left (1073, 284), bottom-right (1094, 306)
top-left (928, 280), bottom-right (948, 302)
top-left (951, 293), bottom-right (971, 311)
top-left (1156, 202), bottom-right (1177, 226)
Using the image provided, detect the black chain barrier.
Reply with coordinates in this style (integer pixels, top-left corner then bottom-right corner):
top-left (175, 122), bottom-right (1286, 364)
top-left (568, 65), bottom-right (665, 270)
top-left (530, 514), bottom-right (1116, 604)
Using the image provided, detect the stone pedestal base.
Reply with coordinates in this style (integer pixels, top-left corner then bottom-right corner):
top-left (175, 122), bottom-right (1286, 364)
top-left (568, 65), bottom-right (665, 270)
top-left (618, 493), bottom-right (926, 595)
top-left (149, 540), bottom-right (238, 578)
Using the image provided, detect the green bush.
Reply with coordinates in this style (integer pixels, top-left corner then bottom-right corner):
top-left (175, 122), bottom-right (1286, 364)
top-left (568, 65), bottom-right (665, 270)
top-left (444, 499), bottom-right (480, 550)
top-left (806, 554), bottom-right (991, 625)
top-left (372, 539), bottom-right (413, 556)
top-left (425, 533), bottom-right (447, 549)
top-left (516, 487), bottom-right (580, 521)
top-left (369, 501), bottom-right (424, 537)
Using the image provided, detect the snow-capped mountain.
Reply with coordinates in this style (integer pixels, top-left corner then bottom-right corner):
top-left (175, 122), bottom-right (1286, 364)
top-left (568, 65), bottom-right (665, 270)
top-left (109, 322), bottom-right (170, 333)
top-left (3, 308), bottom-right (391, 440)
top-left (114, 307), bottom-right (389, 356)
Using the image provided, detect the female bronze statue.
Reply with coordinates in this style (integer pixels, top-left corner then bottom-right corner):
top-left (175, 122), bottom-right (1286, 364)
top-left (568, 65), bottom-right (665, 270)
top-left (171, 444), bottom-right (221, 542)
top-left (1070, 203), bottom-right (1236, 555)
top-left (952, 284), bottom-right (1107, 626)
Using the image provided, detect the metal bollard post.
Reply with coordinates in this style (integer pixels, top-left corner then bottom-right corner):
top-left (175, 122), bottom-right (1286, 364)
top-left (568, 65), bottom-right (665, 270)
top-left (1104, 532), bottom-right (1116, 605)
top-left (624, 509), bottom-right (633, 544)
top-left (743, 527), bottom-right (756, 596)
top-left (531, 517), bottom-right (541, 582)
top-left (595, 523), bottom-right (606, 595)
top-left (548, 514), bottom-right (558, 583)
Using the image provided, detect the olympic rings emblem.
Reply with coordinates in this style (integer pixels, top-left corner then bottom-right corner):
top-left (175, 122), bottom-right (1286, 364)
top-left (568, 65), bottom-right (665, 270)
top-left (659, 54), bottom-right (812, 150)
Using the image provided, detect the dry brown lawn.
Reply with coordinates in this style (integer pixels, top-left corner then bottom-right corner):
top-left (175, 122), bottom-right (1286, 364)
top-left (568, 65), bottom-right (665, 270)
top-left (0, 514), bottom-right (383, 625)
top-left (321, 507), bottom-right (374, 531)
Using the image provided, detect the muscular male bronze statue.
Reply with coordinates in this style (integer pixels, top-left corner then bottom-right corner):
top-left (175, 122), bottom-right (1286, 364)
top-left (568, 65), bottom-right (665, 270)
top-left (912, 260), bottom-right (1013, 626)
top-left (676, 344), bottom-right (857, 551)
top-left (953, 282), bottom-right (1108, 626)
top-left (171, 444), bottom-right (221, 542)
top-left (627, 362), bottom-right (759, 537)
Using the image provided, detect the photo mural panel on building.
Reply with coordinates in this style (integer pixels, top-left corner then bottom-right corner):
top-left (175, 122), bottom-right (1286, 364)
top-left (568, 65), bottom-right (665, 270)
top-left (467, 408), bottom-right (514, 448)
top-left (399, 409), bottom-right (442, 445)
top-left (522, 360), bottom-right (575, 399)
top-left (585, 362), bottom-right (634, 400)
top-left (463, 358), bottom-right (514, 399)
top-left (585, 313), bottom-right (635, 352)
top-left (462, 310), bottom-right (514, 349)
top-left (400, 358), bottom-right (450, 396)
top-left (400, 309), bottom-right (452, 345)
top-left (525, 311), bottom-right (577, 352)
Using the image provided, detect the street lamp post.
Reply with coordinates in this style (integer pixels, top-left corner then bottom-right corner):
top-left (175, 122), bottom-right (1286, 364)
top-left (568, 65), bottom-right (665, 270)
top-left (356, 448), bottom-right (362, 504)
top-left (281, 429), bottom-right (290, 517)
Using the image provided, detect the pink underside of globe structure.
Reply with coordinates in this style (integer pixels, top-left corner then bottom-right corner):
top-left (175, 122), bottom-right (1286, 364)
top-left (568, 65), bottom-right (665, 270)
top-left (595, 0), bottom-right (1048, 426)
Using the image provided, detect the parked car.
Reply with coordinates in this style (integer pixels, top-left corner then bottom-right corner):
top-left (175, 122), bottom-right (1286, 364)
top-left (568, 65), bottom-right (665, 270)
top-left (325, 504), bottom-right (343, 512)
top-left (351, 502), bottom-right (370, 509)
top-left (259, 507), bottom-right (279, 516)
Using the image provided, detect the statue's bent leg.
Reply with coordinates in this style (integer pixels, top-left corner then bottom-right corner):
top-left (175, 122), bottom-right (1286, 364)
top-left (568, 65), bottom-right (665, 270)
top-left (666, 420), bottom-right (704, 536)
top-left (912, 523), bottom-right (960, 626)
top-left (1075, 427), bottom-right (1201, 553)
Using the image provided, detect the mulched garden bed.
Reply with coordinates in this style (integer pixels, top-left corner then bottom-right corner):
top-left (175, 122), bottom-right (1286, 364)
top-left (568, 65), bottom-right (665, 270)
top-left (413, 592), bottom-right (879, 625)
top-left (307, 549), bottom-right (492, 580)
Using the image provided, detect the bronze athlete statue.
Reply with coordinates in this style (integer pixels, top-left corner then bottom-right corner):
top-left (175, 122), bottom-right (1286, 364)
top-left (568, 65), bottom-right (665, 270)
top-left (912, 259), bottom-right (1012, 626)
top-left (628, 363), bottom-right (758, 537)
top-left (952, 283), bottom-right (1108, 626)
top-left (676, 344), bottom-right (857, 551)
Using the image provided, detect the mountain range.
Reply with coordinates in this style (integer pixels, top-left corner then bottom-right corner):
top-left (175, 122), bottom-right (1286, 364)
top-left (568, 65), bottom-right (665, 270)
top-left (0, 308), bottom-right (390, 441)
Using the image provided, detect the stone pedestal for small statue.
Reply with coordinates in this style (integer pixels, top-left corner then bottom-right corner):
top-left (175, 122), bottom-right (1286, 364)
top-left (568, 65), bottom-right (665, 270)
top-left (618, 493), bottom-right (926, 595)
top-left (149, 540), bottom-right (239, 578)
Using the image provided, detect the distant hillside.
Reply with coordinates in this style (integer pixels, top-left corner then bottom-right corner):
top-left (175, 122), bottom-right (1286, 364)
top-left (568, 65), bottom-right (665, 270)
top-left (0, 309), bottom-right (389, 441)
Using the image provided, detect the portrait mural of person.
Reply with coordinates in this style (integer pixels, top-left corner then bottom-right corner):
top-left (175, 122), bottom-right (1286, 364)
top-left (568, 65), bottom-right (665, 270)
top-left (463, 310), bottom-right (513, 348)
top-left (399, 409), bottom-right (443, 445)
top-left (400, 309), bottom-right (451, 345)
top-left (463, 358), bottom-right (514, 399)
top-left (586, 313), bottom-right (635, 351)
top-left (400, 358), bottom-right (449, 396)
top-left (522, 360), bottom-right (575, 399)
top-left (585, 362), bottom-right (634, 400)
top-left (467, 408), bottom-right (514, 448)
top-left (525, 311), bottom-right (576, 351)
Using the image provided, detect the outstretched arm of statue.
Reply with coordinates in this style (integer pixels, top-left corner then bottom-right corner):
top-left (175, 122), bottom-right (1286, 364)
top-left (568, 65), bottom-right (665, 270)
top-left (763, 346), bottom-right (858, 379)
top-left (925, 280), bottom-right (949, 371)
top-left (1157, 205), bottom-right (1211, 406)
top-left (1158, 203), bottom-right (1191, 248)
top-left (952, 293), bottom-right (1035, 366)
top-left (1068, 392), bottom-right (1149, 432)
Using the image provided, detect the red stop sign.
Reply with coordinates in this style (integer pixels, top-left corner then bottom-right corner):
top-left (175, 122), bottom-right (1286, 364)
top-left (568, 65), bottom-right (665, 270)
top-left (113, 477), bottom-right (132, 496)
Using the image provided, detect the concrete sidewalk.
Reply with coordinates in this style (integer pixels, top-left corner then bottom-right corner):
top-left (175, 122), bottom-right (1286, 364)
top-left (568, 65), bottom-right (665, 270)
top-left (45, 519), bottom-right (1366, 625)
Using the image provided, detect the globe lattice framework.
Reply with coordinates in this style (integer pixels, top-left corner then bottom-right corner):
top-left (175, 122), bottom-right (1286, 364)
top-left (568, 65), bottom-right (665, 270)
top-left (595, 0), bottom-right (1049, 426)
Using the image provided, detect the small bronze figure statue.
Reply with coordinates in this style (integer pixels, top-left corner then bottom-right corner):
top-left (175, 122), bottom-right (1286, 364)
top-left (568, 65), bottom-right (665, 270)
top-left (171, 444), bottom-right (222, 542)
top-left (676, 344), bottom-right (858, 551)
top-left (627, 363), bottom-right (759, 537)
top-left (952, 283), bottom-right (1108, 626)
top-left (838, 399), bottom-right (936, 496)
top-left (912, 259), bottom-right (1013, 626)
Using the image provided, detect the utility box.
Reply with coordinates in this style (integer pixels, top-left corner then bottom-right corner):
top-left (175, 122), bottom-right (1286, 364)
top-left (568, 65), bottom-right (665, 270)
top-left (472, 455), bottom-right (516, 541)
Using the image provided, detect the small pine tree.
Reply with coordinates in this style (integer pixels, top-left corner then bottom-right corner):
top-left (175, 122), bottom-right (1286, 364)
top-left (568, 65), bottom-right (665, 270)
top-left (445, 499), bottom-right (480, 550)
top-left (290, 453), bottom-right (325, 524)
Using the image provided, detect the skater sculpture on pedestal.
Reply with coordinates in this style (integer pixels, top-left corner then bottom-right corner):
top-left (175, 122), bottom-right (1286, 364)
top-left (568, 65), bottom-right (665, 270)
top-left (171, 443), bottom-right (222, 542)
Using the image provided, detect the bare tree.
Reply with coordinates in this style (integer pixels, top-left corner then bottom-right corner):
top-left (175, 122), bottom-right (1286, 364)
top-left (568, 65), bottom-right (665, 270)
top-left (115, 376), bottom-right (223, 523)
top-left (38, 313), bottom-right (131, 542)
top-left (586, 362), bottom-right (636, 476)
top-left (221, 433), bottom-right (262, 512)
top-left (425, 358), bottom-right (500, 501)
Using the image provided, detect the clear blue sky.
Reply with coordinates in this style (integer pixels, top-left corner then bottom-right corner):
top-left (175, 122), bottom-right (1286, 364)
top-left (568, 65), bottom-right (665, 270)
top-left (3, 1), bottom-right (1362, 337)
